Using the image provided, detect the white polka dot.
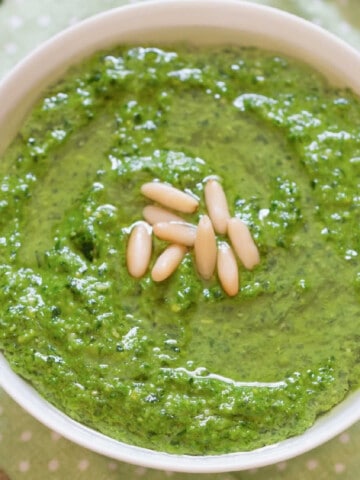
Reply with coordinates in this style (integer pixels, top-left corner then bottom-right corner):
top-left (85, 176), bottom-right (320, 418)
top-left (50, 431), bottom-right (62, 441)
top-left (20, 430), bottom-right (32, 442)
top-left (37, 15), bottom-right (51, 28)
top-left (334, 463), bottom-right (346, 473)
top-left (4, 43), bottom-right (18, 55)
top-left (339, 22), bottom-right (351, 34)
top-left (277, 462), bottom-right (287, 471)
top-left (18, 460), bottom-right (30, 473)
top-left (134, 467), bottom-right (147, 476)
top-left (306, 459), bottom-right (318, 471)
top-left (0, 405), bottom-right (3, 415)
top-left (339, 432), bottom-right (350, 444)
top-left (107, 462), bottom-right (118, 471)
top-left (78, 459), bottom-right (89, 472)
top-left (68, 16), bottom-right (79, 26)
top-left (9, 15), bottom-right (24, 29)
top-left (48, 459), bottom-right (59, 472)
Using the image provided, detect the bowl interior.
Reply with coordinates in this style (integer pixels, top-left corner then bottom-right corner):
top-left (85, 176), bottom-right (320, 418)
top-left (0, 0), bottom-right (360, 473)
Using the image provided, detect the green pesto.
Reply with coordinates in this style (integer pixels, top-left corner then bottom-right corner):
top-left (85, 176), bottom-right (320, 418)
top-left (0, 45), bottom-right (359, 455)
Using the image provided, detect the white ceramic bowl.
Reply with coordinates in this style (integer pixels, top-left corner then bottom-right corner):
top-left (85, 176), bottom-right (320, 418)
top-left (1, 0), bottom-right (360, 473)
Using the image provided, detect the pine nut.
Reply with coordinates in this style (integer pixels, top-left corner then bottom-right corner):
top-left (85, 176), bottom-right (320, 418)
top-left (153, 221), bottom-right (197, 247)
top-left (151, 244), bottom-right (187, 282)
top-left (227, 217), bottom-right (260, 270)
top-left (217, 241), bottom-right (239, 297)
top-left (194, 215), bottom-right (217, 280)
top-left (142, 205), bottom-right (184, 225)
top-left (141, 182), bottom-right (199, 213)
top-left (126, 221), bottom-right (152, 278)
top-left (204, 179), bottom-right (230, 234)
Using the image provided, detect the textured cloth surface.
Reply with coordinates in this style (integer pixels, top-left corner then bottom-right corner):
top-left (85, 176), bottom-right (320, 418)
top-left (0, 0), bottom-right (359, 478)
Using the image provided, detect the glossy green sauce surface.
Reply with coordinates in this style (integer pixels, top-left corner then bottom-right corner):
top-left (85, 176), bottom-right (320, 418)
top-left (0, 45), bottom-right (359, 454)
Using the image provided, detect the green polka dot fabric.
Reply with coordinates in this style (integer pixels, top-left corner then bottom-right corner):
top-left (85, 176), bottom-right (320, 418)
top-left (0, 0), bottom-right (360, 479)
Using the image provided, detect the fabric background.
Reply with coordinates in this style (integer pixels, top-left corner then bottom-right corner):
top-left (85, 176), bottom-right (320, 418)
top-left (0, 0), bottom-right (359, 478)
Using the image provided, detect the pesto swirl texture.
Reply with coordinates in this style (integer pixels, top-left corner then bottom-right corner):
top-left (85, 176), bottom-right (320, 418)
top-left (0, 45), bottom-right (359, 454)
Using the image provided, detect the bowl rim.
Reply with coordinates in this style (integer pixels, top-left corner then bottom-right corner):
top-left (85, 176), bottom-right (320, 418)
top-left (2, 0), bottom-right (360, 152)
top-left (2, 353), bottom-right (360, 473)
top-left (1, 0), bottom-right (360, 473)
